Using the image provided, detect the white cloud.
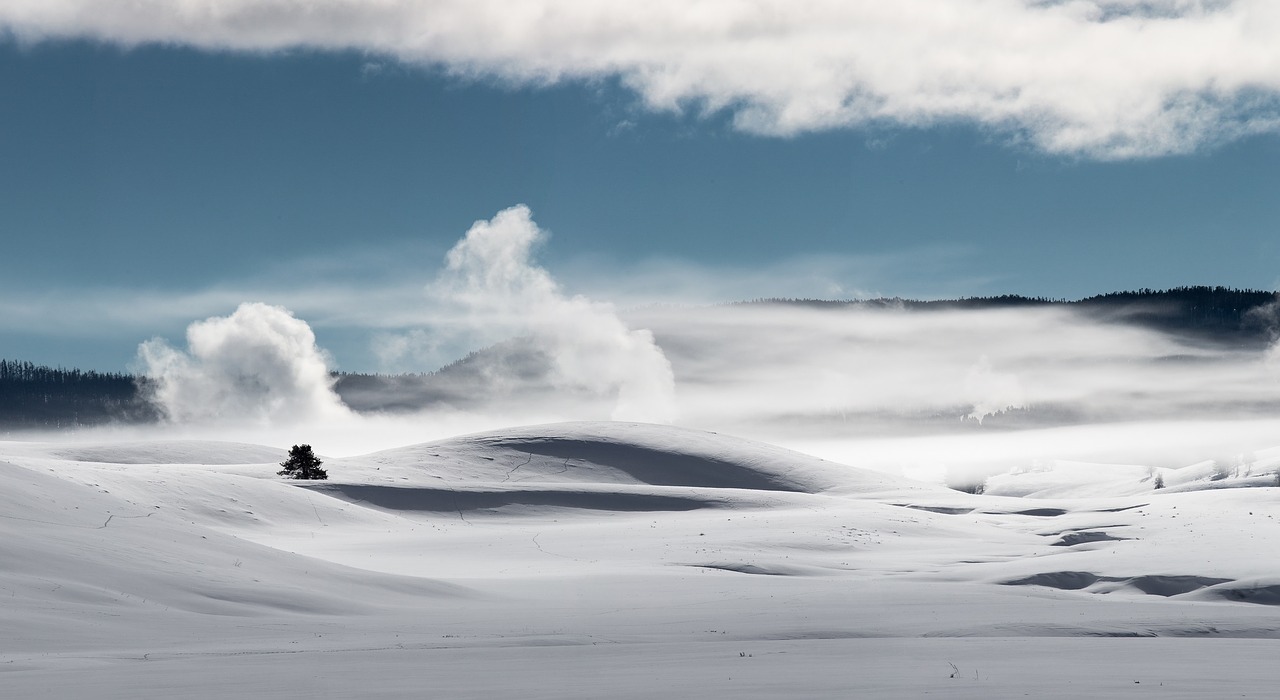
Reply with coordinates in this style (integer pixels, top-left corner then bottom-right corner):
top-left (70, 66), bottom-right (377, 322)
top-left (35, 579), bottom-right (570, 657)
top-left (4, 1), bottom-right (1280, 156)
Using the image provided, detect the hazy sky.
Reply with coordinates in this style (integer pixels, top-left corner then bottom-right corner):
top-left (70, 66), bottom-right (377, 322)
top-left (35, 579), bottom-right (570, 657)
top-left (3, 2), bottom-right (1280, 371)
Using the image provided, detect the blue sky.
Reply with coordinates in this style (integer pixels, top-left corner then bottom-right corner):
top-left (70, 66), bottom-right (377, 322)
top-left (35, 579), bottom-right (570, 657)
top-left (3, 2), bottom-right (1280, 372)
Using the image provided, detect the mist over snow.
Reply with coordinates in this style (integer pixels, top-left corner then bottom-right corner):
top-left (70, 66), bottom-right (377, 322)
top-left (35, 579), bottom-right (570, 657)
top-left (624, 303), bottom-right (1178, 428)
top-left (93, 206), bottom-right (1280, 478)
top-left (136, 302), bottom-right (350, 426)
top-left (120, 206), bottom-right (676, 449)
top-left (604, 302), bottom-right (1280, 481)
top-left (4, 1), bottom-right (1280, 158)
top-left (964, 355), bottom-right (1026, 423)
top-left (113, 248), bottom-right (1280, 477)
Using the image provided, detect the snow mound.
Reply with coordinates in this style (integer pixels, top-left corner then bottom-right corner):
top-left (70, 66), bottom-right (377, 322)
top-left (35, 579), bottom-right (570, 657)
top-left (1201, 579), bottom-right (1280, 606)
top-left (51, 440), bottom-right (283, 465)
top-left (303, 483), bottom-right (722, 514)
top-left (336, 421), bottom-right (922, 494)
top-left (1003, 571), bottom-right (1235, 598)
top-left (0, 459), bottom-right (470, 622)
top-left (6, 423), bottom-right (1280, 698)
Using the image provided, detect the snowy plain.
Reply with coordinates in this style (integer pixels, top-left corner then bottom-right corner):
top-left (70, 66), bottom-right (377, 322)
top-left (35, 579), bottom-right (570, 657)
top-left (3, 421), bottom-right (1279, 698)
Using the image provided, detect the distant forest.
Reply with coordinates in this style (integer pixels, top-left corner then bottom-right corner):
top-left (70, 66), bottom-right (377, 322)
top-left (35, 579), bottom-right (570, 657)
top-left (0, 360), bottom-right (158, 430)
top-left (735, 286), bottom-right (1279, 345)
top-left (3, 286), bottom-right (1278, 430)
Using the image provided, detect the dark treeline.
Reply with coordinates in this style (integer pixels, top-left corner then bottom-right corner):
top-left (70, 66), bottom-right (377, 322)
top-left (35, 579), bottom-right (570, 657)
top-left (331, 370), bottom-right (437, 413)
top-left (738, 286), bottom-right (1278, 345)
top-left (733, 293), bottom-right (1060, 309)
top-left (4, 286), bottom-right (1278, 428)
top-left (0, 360), bottom-right (158, 430)
top-left (1074, 286), bottom-right (1278, 341)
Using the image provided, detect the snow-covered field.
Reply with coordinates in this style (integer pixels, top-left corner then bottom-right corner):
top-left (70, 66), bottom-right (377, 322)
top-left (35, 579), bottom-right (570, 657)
top-left (3, 421), bottom-right (1278, 698)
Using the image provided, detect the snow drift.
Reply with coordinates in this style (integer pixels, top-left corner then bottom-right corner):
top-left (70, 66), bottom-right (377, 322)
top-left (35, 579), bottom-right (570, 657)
top-left (4, 421), bottom-right (1280, 698)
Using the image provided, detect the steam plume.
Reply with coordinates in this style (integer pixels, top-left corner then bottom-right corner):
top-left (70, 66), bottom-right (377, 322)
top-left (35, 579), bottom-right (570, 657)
top-left (432, 205), bottom-right (677, 423)
top-left (964, 355), bottom-right (1026, 422)
top-left (137, 302), bottom-right (350, 425)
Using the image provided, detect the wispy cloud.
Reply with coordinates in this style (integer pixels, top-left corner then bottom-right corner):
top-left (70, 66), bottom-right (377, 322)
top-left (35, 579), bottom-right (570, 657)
top-left (0, 233), bottom-right (981, 372)
top-left (560, 246), bottom-right (989, 306)
top-left (4, 1), bottom-right (1279, 157)
top-left (0, 281), bottom-right (431, 338)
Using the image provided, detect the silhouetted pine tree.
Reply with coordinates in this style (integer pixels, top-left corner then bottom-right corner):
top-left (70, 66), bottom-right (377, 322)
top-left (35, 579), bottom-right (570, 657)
top-left (278, 444), bottom-right (327, 480)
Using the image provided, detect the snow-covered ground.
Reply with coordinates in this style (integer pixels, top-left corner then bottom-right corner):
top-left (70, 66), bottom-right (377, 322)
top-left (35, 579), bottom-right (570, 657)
top-left (3, 421), bottom-right (1279, 698)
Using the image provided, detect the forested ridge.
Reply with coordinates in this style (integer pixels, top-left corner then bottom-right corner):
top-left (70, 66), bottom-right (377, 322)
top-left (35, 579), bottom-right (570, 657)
top-left (4, 286), bottom-right (1278, 428)
top-left (0, 360), bottom-right (157, 430)
top-left (738, 286), bottom-right (1278, 342)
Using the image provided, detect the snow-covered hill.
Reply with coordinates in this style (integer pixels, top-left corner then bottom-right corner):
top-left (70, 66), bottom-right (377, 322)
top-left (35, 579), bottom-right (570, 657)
top-left (2, 421), bottom-right (1278, 698)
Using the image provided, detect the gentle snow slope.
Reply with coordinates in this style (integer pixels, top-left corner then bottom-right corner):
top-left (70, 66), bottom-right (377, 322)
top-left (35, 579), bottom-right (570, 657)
top-left (2, 421), bottom-right (1279, 698)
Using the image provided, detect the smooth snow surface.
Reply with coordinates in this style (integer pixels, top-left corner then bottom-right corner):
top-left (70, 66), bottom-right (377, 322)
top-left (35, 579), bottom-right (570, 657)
top-left (3, 421), bottom-right (1279, 698)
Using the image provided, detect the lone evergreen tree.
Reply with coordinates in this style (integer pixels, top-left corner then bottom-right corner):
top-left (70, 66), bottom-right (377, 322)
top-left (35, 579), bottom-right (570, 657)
top-left (278, 444), bottom-right (327, 480)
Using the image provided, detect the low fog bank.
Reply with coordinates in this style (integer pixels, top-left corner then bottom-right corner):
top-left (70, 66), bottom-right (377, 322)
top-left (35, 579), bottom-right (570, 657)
top-left (16, 205), bottom-right (1280, 485)
top-left (342, 298), bottom-right (1280, 436)
top-left (629, 301), bottom-right (1280, 430)
top-left (48, 295), bottom-right (1280, 488)
top-left (329, 300), bottom-right (1280, 482)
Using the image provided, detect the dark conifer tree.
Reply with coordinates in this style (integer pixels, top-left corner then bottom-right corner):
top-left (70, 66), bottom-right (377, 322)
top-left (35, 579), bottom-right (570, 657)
top-left (278, 444), bottom-right (328, 480)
